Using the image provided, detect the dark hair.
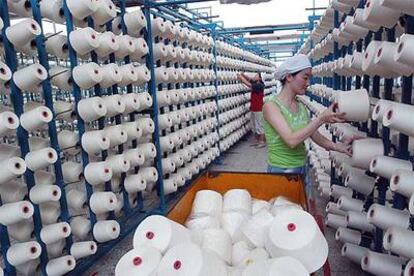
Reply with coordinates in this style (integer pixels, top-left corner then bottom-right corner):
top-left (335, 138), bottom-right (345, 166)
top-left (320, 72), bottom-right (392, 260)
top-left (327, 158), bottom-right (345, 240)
top-left (257, 72), bottom-right (262, 80)
top-left (280, 71), bottom-right (300, 85)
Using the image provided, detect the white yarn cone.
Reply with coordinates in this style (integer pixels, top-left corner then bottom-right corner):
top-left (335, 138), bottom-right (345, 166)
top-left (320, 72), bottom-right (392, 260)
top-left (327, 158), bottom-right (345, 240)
top-left (115, 247), bottom-right (161, 276)
top-left (352, 8), bottom-right (379, 31)
top-left (102, 94), bottom-right (126, 117)
top-left (130, 38), bottom-right (149, 62)
top-left (394, 34), bottom-right (414, 67)
top-left (363, 0), bottom-right (401, 28)
top-left (266, 209), bottom-right (328, 273)
top-left (90, 191), bottom-right (117, 214)
top-left (53, 101), bottom-right (76, 122)
top-left (334, 89), bottom-right (370, 121)
top-left (81, 130), bottom-right (110, 154)
top-left (5, 18), bottom-right (41, 47)
top-left (70, 216), bottom-right (91, 240)
top-left (106, 154), bottom-right (130, 174)
top-left (93, 220), bottom-right (120, 243)
top-left (122, 93), bottom-right (141, 114)
top-left (151, 17), bottom-right (166, 37)
top-left (99, 63), bottom-right (122, 88)
top-left (133, 215), bottom-right (192, 254)
top-left (124, 148), bottom-right (145, 167)
top-left (39, 202), bottom-right (60, 225)
top-left (13, 63), bottom-right (48, 92)
top-left (72, 62), bottom-right (102, 89)
top-left (344, 168), bottom-right (375, 196)
top-left (157, 242), bottom-right (227, 276)
top-left (66, 0), bottom-right (98, 19)
top-left (66, 189), bottom-right (86, 210)
top-left (139, 142), bottom-right (157, 159)
top-left (115, 35), bottom-right (135, 59)
top-left (351, 138), bottom-right (384, 169)
top-left (58, 130), bottom-right (79, 152)
top-left (40, 222), bottom-right (71, 245)
top-left (95, 32), bottom-right (119, 59)
top-left (69, 27), bottom-right (99, 56)
top-left (361, 250), bottom-right (403, 276)
top-left (84, 161), bottom-right (113, 185)
top-left (0, 61), bottom-right (12, 87)
top-left (70, 241), bottom-right (97, 259)
top-left (123, 10), bottom-right (147, 36)
top-left (383, 102), bottom-right (414, 137)
top-left (191, 190), bottom-right (223, 218)
top-left (0, 157), bottom-right (26, 184)
top-left (91, 0), bottom-right (116, 25)
top-left (372, 99), bottom-right (394, 123)
top-left (46, 255), bottom-right (76, 276)
top-left (124, 174), bottom-right (146, 194)
top-left (20, 106), bottom-right (53, 131)
top-left (335, 227), bottom-right (362, 245)
top-left (404, 259), bottom-right (414, 276)
top-left (103, 125), bottom-right (128, 147)
top-left (0, 180), bottom-right (27, 204)
top-left (45, 33), bottom-right (69, 59)
top-left (337, 196), bottom-right (364, 212)
top-left (390, 169), bottom-right (414, 197)
top-left (6, 241), bottom-right (42, 266)
top-left (223, 189), bottom-right (252, 214)
top-left (29, 184), bottom-right (61, 204)
top-left (118, 64), bottom-right (138, 87)
top-left (325, 213), bottom-right (348, 229)
top-left (383, 226), bottom-right (414, 258)
top-left (331, 184), bottom-right (353, 199)
top-left (122, 121), bottom-right (142, 141)
top-left (162, 178), bottom-right (178, 195)
top-left (132, 65), bottom-right (150, 86)
top-left (374, 41), bottom-right (413, 76)
top-left (25, 147), bottom-right (57, 171)
top-left (242, 209), bottom-right (274, 248)
top-left (136, 92), bottom-right (153, 110)
top-left (341, 243), bottom-right (369, 264)
top-left (367, 203), bottom-right (411, 230)
top-left (369, 155), bottom-right (412, 179)
top-left (201, 229), bottom-right (232, 264)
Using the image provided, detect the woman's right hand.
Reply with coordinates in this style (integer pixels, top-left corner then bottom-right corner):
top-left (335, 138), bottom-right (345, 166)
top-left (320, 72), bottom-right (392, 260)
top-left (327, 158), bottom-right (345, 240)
top-left (319, 104), bottom-right (346, 124)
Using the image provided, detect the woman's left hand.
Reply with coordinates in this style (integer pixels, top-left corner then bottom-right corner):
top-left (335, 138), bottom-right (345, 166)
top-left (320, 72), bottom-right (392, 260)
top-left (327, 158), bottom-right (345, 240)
top-left (334, 143), bottom-right (352, 157)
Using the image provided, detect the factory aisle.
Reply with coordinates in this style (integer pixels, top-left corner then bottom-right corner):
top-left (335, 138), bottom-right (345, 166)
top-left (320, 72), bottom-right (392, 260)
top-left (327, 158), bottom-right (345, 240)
top-left (87, 133), bottom-right (366, 275)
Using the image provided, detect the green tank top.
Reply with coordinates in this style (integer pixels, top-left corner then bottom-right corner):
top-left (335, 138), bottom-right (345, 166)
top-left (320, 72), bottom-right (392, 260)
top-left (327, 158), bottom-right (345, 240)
top-left (263, 95), bottom-right (310, 168)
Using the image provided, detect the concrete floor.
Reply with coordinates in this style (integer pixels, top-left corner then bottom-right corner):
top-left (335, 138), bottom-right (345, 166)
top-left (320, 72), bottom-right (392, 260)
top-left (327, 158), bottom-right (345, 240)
top-left (86, 134), bottom-right (367, 276)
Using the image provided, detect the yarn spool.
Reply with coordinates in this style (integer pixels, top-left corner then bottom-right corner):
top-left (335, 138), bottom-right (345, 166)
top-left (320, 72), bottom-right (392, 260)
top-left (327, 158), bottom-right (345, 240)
top-left (99, 63), bottom-right (122, 88)
top-left (45, 33), bottom-right (69, 59)
top-left (29, 184), bottom-right (61, 204)
top-left (77, 96), bottom-right (107, 122)
top-left (0, 157), bottom-right (26, 184)
top-left (91, 0), bottom-right (117, 25)
top-left (40, 222), bottom-right (71, 245)
top-left (70, 241), bottom-right (97, 259)
top-left (102, 94), bottom-right (126, 117)
top-left (66, 0), bottom-right (98, 19)
top-left (124, 148), bottom-right (145, 167)
top-left (45, 255), bottom-right (76, 276)
top-left (6, 241), bottom-right (42, 267)
top-left (106, 154), bottom-right (130, 175)
top-left (13, 63), bottom-right (48, 92)
top-left (124, 174), bottom-right (146, 194)
top-left (70, 216), bottom-right (91, 240)
top-left (103, 125), bottom-right (128, 148)
top-left (115, 35), bottom-right (135, 59)
top-left (93, 220), bottom-right (120, 243)
top-left (122, 93), bottom-right (141, 114)
top-left (122, 121), bottom-right (142, 141)
top-left (123, 10), bottom-right (147, 36)
top-left (69, 27), bottom-right (100, 56)
top-left (89, 191), bottom-right (118, 214)
top-left (25, 147), bottom-right (57, 171)
top-left (62, 161), bottom-right (83, 183)
top-left (84, 161), bottom-right (113, 185)
top-left (81, 130), bottom-right (110, 155)
top-left (72, 62), bottom-right (102, 89)
top-left (5, 18), bottom-right (41, 48)
top-left (95, 32), bottom-right (119, 59)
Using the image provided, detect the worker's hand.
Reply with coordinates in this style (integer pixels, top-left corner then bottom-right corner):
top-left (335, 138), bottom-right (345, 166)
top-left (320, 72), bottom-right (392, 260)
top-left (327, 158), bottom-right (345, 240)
top-left (319, 104), bottom-right (346, 124)
top-left (342, 134), bottom-right (365, 146)
top-left (334, 142), bottom-right (352, 157)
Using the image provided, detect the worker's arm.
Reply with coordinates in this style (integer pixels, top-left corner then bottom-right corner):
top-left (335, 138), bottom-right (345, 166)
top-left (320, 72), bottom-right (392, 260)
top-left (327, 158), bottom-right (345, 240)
top-left (237, 74), bottom-right (252, 88)
top-left (311, 130), bottom-right (352, 156)
top-left (263, 103), bottom-right (346, 149)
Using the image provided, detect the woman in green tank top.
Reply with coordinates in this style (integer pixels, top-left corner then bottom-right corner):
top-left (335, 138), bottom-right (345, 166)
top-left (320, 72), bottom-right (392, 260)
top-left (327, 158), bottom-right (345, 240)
top-left (263, 54), bottom-right (351, 174)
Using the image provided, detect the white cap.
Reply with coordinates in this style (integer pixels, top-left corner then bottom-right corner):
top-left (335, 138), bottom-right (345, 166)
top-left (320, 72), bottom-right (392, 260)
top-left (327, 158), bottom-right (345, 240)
top-left (275, 54), bottom-right (312, 81)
